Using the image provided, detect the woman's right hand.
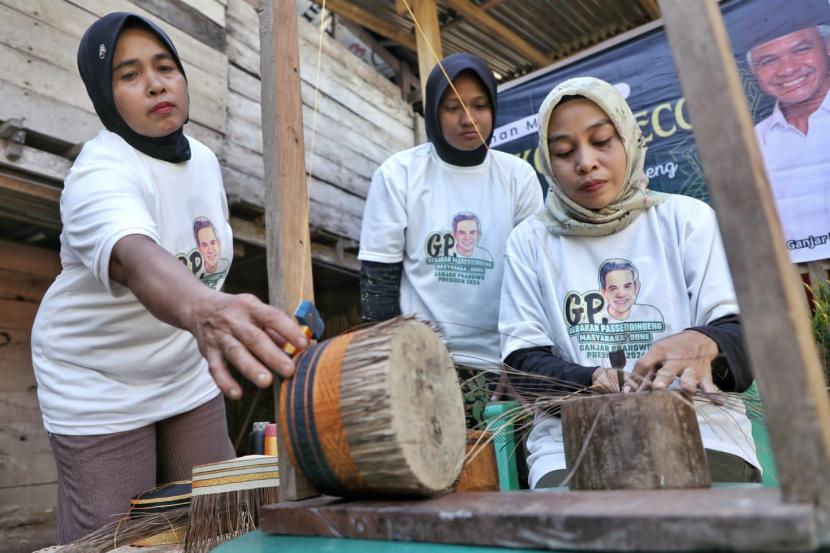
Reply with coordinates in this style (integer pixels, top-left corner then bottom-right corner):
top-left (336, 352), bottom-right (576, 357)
top-left (111, 235), bottom-right (308, 400)
top-left (591, 366), bottom-right (626, 393)
top-left (185, 290), bottom-right (308, 399)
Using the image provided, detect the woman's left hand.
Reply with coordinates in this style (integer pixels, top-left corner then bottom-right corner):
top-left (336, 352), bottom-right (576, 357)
top-left (625, 330), bottom-right (725, 405)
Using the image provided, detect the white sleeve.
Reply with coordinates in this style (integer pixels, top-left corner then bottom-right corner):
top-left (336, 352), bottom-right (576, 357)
top-left (512, 159), bottom-right (544, 225)
top-left (682, 204), bottom-right (740, 325)
top-left (499, 223), bottom-right (555, 360)
top-left (358, 164), bottom-right (407, 263)
top-left (61, 161), bottom-right (159, 294)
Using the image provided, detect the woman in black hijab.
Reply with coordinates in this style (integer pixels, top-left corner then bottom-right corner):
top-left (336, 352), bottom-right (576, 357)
top-left (357, 53), bottom-right (543, 427)
top-left (33, 13), bottom-right (307, 542)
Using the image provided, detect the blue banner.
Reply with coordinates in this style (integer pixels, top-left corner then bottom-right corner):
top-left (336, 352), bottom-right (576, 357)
top-left (493, 0), bottom-right (830, 262)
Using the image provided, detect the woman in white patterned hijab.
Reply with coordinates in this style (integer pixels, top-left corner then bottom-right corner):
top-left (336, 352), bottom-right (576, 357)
top-left (536, 76), bottom-right (667, 237)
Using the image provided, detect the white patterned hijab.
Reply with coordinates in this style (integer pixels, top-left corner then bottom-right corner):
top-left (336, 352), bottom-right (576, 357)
top-left (536, 77), bottom-right (668, 237)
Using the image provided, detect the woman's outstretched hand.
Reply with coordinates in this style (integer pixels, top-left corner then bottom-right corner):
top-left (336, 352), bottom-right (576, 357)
top-left (624, 330), bottom-right (725, 405)
top-left (186, 290), bottom-right (308, 399)
top-left (111, 235), bottom-right (308, 399)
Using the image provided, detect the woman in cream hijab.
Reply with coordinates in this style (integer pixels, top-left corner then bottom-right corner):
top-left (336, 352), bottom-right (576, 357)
top-left (498, 77), bottom-right (760, 488)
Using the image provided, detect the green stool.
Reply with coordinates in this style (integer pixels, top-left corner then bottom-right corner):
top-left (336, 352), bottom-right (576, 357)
top-left (483, 401), bottom-right (522, 491)
top-left (743, 382), bottom-right (779, 487)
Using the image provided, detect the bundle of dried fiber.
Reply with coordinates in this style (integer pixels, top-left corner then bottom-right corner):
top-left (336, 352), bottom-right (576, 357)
top-left (280, 316), bottom-right (466, 497)
top-left (60, 480), bottom-right (191, 553)
top-left (183, 454), bottom-right (279, 553)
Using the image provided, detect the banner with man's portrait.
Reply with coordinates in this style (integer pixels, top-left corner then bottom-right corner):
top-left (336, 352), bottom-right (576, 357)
top-left (494, 0), bottom-right (830, 263)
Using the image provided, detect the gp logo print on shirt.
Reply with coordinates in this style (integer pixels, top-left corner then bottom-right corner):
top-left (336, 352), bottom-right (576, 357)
top-left (424, 211), bottom-right (494, 285)
top-left (563, 258), bottom-right (665, 360)
top-left (176, 216), bottom-right (230, 290)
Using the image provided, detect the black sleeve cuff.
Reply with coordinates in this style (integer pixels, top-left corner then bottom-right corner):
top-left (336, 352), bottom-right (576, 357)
top-left (504, 346), bottom-right (596, 399)
top-left (360, 260), bottom-right (402, 322)
top-left (687, 313), bottom-right (753, 392)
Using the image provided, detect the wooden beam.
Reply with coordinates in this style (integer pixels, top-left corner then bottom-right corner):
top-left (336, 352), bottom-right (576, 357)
top-left (442, 0), bottom-right (554, 67)
top-left (261, 489), bottom-right (818, 550)
top-left (311, 0), bottom-right (416, 52)
top-left (409, 0), bottom-right (443, 102)
top-left (659, 0), bottom-right (830, 534)
top-left (258, 0), bottom-right (318, 502)
top-left (640, 0), bottom-right (661, 20)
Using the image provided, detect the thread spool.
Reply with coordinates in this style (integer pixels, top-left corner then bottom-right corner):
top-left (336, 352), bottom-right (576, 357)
top-left (264, 423), bottom-right (277, 456)
top-left (280, 316), bottom-right (466, 497)
top-left (250, 421), bottom-right (267, 455)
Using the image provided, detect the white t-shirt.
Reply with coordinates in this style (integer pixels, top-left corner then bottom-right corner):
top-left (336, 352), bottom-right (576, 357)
top-left (499, 195), bottom-right (759, 488)
top-left (32, 130), bottom-right (233, 435)
top-left (359, 143), bottom-right (543, 369)
top-left (756, 92), bottom-right (830, 263)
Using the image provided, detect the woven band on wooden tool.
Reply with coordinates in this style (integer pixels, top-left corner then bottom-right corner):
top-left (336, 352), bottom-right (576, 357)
top-left (183, 455), bottom-right (279, 553)
top-left (190, 454), bottom-right (279, 496)
top-left (280, 316), bottom-right (467, 498)
top-left (128, 480), bottom-right (192, 518)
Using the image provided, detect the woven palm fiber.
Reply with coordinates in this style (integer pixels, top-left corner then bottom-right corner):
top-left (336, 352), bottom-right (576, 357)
top-left (60, 481), bottom-right (192, 553)
top-left (561, 391), bottom-right (710, 490)
top-left (183, 455), bottom-right (279, 553)
top-left (455, 430), bottom-right (499, 492)
top-left (280, 316), bottom-right (466, 497)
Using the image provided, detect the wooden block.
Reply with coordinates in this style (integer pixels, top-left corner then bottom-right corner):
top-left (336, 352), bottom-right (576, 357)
top-left (260, 489), bottom-right (817, 551)
top-left (562, 392), bottom-right (709, 490)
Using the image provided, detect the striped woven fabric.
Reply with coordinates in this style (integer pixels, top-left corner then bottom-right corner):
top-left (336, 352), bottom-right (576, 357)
top-left (128, 480), bottom-right (192, 519)
top-left (191, 455), bottom-right (279, 496)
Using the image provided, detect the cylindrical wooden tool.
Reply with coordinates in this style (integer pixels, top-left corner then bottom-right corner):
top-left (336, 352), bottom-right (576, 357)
top-left (561, 391), bottom-right (710, 490)
top-left (280, 317), bottom-right (466, 497)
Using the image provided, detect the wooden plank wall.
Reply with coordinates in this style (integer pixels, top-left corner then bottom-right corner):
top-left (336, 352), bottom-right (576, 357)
top-left (224, 0), bottom-right (416, 242)
top-left (0, 0), bottom-right (229, 155)
top-left (0, 0), bottom-right (416, 244)
top-left (0, 240), bottom-right (60, 552)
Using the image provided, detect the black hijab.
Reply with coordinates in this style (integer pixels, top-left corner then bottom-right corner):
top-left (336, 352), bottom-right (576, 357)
top-left (424, 53), bottom-right (497, 167)
top-left (77, 12), bottom-right (191, 163)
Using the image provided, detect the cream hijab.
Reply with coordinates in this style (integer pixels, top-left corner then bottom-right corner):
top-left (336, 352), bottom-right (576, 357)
top-left (537, 77), bottom-right (668, 237)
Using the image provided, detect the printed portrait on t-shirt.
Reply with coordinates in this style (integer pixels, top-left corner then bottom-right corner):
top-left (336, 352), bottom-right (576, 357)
top-left (423, 211), bottom-right (494, 285)
top-left (175, 216), bottom-right (230, 290)
top-left (562, 258), bottom-right (665, 361)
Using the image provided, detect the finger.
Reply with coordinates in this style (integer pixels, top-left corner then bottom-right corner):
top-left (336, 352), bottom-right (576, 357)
top-left (679, 367), bottom-right (699, 394)
top-left (635, 367), bottom-right (657, 392)
top-left (652, 363), bottom-right (681, 391)
top-left (253, 303), bottom-right (308, 349)
top-left (699, 377), bottom-right (726, 406)
top-left (233, 320), bottom-right (294, 377)
top-left (264, 327), bottom-right (288, 347)
top-left (205, 349), bottom-right (243, 399)
top-left (622, 371), bottom-right (646, 393)
top-left (593, 369), bottom-right (616, 394)
top-left (220, 334), bottom-right (277, 387)
top-left (632, 346), bottom-right (664, 379)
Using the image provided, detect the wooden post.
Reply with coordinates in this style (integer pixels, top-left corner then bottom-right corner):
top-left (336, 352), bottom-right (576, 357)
top-left (258, 0), bottom-right (318, 502)
top-left (659, 0), bottom-right (830, 531)
top-left (410, 0), bottom-right (442, 103)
